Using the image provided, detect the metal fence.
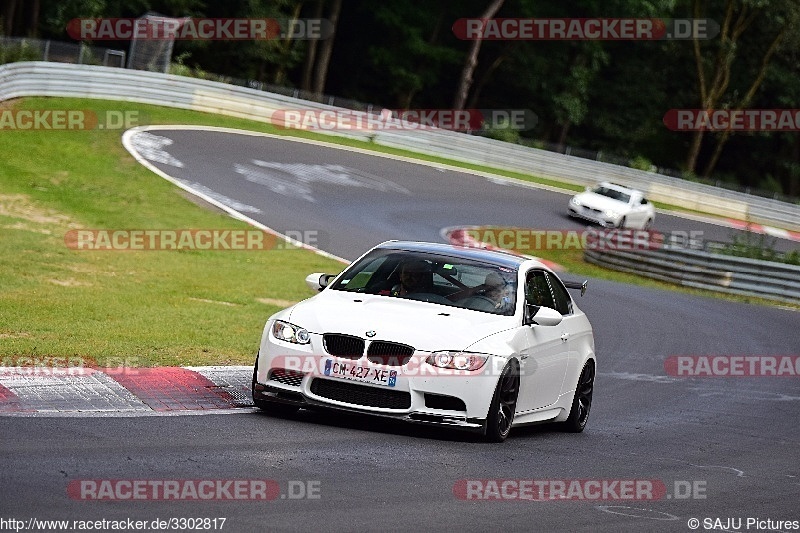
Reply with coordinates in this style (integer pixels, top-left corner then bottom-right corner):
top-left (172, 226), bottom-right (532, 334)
top-left (0, 60), bottom-right (798, 231)
top-left (0, 37), bottom-right (126, 67)
top-left (584, 243), bottom-right (800, 304)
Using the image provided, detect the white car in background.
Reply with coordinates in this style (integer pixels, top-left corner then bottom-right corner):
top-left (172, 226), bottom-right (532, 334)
top-left (252, 241), bottom-right (595, 442)
top-left (568, 181), bottom-right (655, 229)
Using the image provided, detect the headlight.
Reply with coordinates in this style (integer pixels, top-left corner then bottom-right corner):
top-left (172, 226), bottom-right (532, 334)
top-left (604, 210), bottom-right (619, 218)
top-left (271, 320), bottom-right (310, 344)
top-left (570, 197), bottom-right (581, 206)
top-left (427, 351), bottom-right (488, 371)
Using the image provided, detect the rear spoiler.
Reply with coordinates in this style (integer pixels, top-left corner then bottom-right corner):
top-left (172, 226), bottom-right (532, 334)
top-left (563, 280), bottom-right (588, 297)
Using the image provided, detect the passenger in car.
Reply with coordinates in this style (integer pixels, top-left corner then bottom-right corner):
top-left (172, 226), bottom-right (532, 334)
top-left (483, 272), bottom-right (515, 313)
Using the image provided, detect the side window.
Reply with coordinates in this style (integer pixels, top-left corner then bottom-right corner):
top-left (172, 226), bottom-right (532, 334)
top-left (546, 273), bottom-right (573, 316)
top-left (525, 270), bottom-right (555, 309)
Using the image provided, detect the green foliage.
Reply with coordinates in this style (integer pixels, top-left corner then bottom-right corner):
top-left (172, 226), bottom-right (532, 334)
top-left (760, 174), bottom-right (785, 195)
top-left (484, 125), bottom-right (521, 144)
top-left (168, 51), bottom-right (209, 79)
top-left (721, 226), bottom-right (799, 265)
top-left (353, 2), bottom-right (464, 107)
top-left (0, 40), bottom-right (42, 64)
top-left (629, 155), bottom-right (656, 172)
top-left (724, 230), bottom-right (779, 262)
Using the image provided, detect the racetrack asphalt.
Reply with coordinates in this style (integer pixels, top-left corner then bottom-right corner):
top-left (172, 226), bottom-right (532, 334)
top-left (1, 128), bottom-right (797, 532)
top-left (123, 127), bottom-right (800, 260)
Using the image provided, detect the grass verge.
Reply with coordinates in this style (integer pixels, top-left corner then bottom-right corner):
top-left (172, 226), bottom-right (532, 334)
top-left (0, 97), bottom-right (344, 366)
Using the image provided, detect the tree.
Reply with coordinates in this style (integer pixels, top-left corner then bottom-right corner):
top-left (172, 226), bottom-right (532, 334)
top-left (452, 0), bottom-right (504, 110)
top-left (2, 0), bottom-right (20, 35)
top-left (320, 1), bottom-right (464, 108)
top-left (312, 0), bottom-right (341, 96)
top-left (684, 0), bottom-right (797, 176)
top-left (300, 0), bottom-right (324, 92)
top-left (2, 0), bottom-right (44, 36)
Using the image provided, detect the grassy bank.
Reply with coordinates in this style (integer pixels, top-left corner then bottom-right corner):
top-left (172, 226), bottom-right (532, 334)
top-left (0, 97), bottom-right (344, 366)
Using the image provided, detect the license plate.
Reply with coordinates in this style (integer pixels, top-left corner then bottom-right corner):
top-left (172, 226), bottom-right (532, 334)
top-left (323, 359), bottom-right (397, 387)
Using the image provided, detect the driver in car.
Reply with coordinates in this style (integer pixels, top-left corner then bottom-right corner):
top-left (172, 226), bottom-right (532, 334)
top-left (391, 260), bottom-right (434, 297)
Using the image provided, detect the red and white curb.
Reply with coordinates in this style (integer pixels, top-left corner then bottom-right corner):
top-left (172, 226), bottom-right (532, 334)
top-left (0, 366), bottom-right (253, 416)
top-left (724, 219), bottom-right (800, 243)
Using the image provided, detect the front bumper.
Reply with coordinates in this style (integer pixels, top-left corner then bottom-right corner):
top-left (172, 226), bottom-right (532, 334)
top-left (568, 204), bottom-right (621, 228)
top-left (253, 381), bottom-right (486, 432)
top-left (254, 332), bottom-right (501, 433)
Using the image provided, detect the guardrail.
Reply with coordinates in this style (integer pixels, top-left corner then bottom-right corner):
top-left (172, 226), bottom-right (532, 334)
top-left (1, 61), bottom-right (798, 231)
top-left (584, 242), bottom-right (800, 304)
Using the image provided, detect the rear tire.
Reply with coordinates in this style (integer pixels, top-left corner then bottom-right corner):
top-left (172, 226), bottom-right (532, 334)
top-left (561, 361), bottom-right (594, 433)
top-left (484, 360), bottom-right (520, 442)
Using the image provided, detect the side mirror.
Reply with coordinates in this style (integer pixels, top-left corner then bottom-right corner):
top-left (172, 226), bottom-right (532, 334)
top-left (524, 305), bottom-right (562, 326)
top-left (305, 273), bottom-right (334, 292)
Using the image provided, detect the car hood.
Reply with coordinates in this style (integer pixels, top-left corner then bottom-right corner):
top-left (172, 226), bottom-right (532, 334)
top-left (574, 191), bottom-right (630, 211)
top-left (284, 290), bottom-right (515, 352)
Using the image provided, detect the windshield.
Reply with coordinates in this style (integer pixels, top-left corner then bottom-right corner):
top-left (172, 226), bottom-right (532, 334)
top-left (329, 249), bottom-right (517, 316)
top-left (592, 185), bottom-right (631, 204)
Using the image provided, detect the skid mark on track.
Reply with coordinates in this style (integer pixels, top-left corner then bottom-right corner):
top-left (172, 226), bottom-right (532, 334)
top-left (595, 506), bottom-right (679, 521)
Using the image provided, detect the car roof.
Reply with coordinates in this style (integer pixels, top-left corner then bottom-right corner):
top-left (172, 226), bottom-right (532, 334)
top-left (374, 240), bottom-right (527, 269)
top-left (598, 181), bottom-right (643, 195)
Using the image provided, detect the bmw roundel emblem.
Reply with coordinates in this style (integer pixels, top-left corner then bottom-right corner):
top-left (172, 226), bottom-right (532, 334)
top-left (366, 330), bottom-right (376, 338)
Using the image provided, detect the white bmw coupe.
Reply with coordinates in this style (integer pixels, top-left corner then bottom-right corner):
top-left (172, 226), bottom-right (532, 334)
top-left (252, 241), bottom-right (596, 442)
top-left (568, 181), bottom-right (655, 229)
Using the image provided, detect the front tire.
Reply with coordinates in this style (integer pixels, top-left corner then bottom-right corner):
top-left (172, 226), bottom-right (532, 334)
top-left (484, 360), bottom-right (520, 442)
top-left (561, 361), bottom-right (594, 433)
